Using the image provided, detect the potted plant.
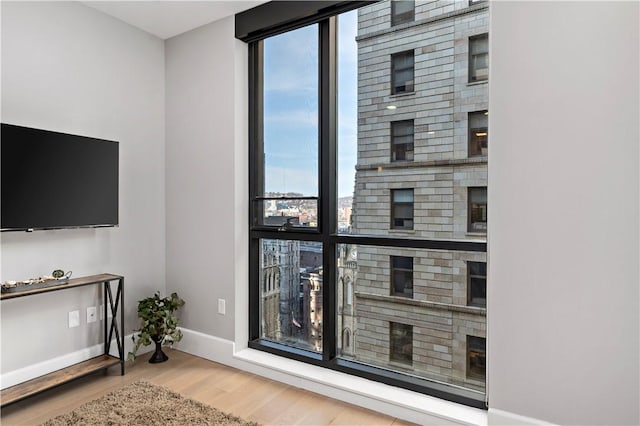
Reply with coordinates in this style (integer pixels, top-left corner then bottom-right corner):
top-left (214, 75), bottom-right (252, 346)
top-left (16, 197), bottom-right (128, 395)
top-left (128, 292), bottom-right (185, 363)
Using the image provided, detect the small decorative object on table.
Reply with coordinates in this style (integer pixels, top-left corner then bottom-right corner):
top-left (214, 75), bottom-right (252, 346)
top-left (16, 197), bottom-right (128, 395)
top-left (1, 270), bottom-right (72, 293)
top-left (128, 292), bottom-right (185, 363)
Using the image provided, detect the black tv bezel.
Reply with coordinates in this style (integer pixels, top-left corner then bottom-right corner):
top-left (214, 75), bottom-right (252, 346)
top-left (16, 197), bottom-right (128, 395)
top-left (1, 123), bottom-right (120, 233)
top-left (1, 224), bottom-right (120, 233)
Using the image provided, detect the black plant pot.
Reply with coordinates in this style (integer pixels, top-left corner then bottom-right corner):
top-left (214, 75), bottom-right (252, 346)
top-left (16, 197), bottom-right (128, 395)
top-left (148, 340), bottom-right (168, 364)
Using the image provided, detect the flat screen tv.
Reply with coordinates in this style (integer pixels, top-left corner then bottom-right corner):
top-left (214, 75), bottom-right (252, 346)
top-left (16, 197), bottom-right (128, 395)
top-left (1, 123), bottom-right (119, 231)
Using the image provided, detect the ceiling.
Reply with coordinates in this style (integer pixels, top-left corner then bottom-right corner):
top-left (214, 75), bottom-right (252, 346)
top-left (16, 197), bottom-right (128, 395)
top-left (81, 1), bottom-right (266, 40)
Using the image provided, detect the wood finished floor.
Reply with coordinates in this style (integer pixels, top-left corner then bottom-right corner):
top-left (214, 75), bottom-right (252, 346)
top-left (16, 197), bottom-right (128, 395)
top-left (0, 349), bottom-right (418, 425)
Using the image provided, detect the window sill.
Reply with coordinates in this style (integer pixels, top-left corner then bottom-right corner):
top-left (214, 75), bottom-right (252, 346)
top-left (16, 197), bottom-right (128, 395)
top-left (233, 348), bottom-right (487, 425)
top-left (388, 91), bottom-right (416, 99)
top-left (466, 232), bottom-right (487, 237)
top-left (389, 229), bottom-right (416, 234)
top-left (467, 155), bottom-right (488, 161)
top-left (467, 80), bottom-right (488, 87)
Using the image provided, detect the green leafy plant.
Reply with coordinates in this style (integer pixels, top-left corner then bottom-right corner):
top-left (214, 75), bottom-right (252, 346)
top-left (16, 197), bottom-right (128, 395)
top-left (128, 292), bottom-right (185, 361)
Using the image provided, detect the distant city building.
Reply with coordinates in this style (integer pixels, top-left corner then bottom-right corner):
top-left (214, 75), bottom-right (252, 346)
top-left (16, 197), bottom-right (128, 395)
top-left (342, 0), bottom-right (489, 391)
top-left (261, 239), bottom-right (301, 343)
top-left (337, 244), bottom-right (357, 357)
top-left (302, 268), bottom-right (323, 352)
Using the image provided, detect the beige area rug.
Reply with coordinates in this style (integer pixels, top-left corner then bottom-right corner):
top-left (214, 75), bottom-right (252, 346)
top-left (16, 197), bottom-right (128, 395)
top-left (41, 380), bottom-right (260, 426)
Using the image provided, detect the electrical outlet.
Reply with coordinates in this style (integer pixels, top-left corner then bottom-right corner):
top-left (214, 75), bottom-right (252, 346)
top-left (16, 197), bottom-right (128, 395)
top-left (218, 299), bottom-right (226, 315)
top-left (68, 310), bottom-right (80, 328)
top-left (87, 306), bottom-right (97, 323)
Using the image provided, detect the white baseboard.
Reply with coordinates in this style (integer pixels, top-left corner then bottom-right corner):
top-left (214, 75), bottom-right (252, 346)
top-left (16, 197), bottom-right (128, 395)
top-left (173, 327), bottom-right (235, 365)
top-left (488, 408), bottom-right (556, 425)
top-left (0, 333), bottom-right (148, 390)
top-left (174, 327), bottom-right (488, 426)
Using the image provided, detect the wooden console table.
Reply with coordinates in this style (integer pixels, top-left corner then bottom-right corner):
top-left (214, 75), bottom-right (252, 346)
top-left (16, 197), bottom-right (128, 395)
top-left (0, 273), bottom-right (125, 407)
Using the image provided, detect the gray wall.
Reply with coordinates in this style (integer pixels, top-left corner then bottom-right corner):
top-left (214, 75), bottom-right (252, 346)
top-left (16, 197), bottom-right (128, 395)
top-left (488, 1), bottom-right (639, 424)
top-left (1, 1), bottom-right (165, 372)
top-left (165, 16), bottom-right (244, 340)
top-left (2, 1), bottom-right (638, 424)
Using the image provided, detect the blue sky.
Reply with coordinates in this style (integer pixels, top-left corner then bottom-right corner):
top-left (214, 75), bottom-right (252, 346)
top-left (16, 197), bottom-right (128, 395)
top-left (263, 10), bottom-right (358, 198)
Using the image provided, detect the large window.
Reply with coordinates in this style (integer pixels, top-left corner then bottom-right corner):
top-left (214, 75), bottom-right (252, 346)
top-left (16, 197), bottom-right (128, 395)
top-left (242, 0), bottom-right (488, 409)
top-left (391, 50), bottom-right (414, 94)
top-left (255, 24), bottom-right (319, 230)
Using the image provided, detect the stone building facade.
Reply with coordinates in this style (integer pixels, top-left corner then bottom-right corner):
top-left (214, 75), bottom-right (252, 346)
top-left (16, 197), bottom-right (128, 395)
top-left (344, 0), bottom-right (489, 392)
top-left (302, 269), bottom-right (324, 352)
top-left (260, 239), bottom-right (301, 343)
top-left (337, 244), bottom-right (358, 357)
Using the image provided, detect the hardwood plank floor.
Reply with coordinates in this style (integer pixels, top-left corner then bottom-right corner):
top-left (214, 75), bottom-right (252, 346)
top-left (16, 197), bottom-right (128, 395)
top-left (0, 349), bottom-right (418, 425)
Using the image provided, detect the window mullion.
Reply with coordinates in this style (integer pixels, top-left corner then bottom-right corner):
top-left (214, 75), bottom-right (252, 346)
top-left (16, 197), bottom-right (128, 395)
top-left (248, 40), bottom-right (263, 341)
top-left (319, 16), bottom-right (338, 362)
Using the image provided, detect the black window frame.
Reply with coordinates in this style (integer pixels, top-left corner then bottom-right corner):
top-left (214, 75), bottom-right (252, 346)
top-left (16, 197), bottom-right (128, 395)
top-left (467, 336), bottom-right (486, 380)
top-left (468, 110), bottom-right (488, 157)
top-left (391, 119), bottom-right (415, 162)
top-left (239, 0), bottom-right (487, 410)
top-left (391, 255), bottom-right (413, 298)
top-left (391, 188), bottom-right (414, 230)
top-left (391, 50), bottom-right (415, 95)
top-left (389, 322), bottom-right (413, 365)
top-left (469, 33), bottom-right (489, 83)
top-left (391, 0), bottom-right (415, 26)
top-left (467, 261), bottom-right (487, 307)
top-left (468, 187), bottom-right (487, 233)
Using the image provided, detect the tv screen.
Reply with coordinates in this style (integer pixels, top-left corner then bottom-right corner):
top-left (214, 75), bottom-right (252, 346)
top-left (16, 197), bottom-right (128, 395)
top-left (1, 123), bottom-right (119, 231)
